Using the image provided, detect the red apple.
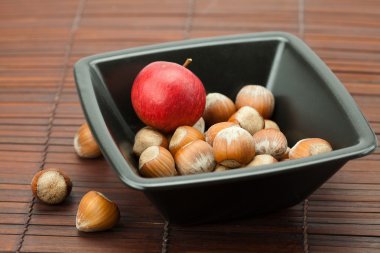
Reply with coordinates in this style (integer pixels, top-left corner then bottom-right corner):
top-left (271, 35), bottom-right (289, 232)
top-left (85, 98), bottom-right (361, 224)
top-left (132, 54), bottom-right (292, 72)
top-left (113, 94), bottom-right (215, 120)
top-left (131, 60), bottom-right (206, 133)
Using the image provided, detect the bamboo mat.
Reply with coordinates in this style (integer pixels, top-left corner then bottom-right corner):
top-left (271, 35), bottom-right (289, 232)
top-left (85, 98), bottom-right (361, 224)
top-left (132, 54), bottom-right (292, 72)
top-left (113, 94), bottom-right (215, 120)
top-left (0, 0), bottom-right (379, 252)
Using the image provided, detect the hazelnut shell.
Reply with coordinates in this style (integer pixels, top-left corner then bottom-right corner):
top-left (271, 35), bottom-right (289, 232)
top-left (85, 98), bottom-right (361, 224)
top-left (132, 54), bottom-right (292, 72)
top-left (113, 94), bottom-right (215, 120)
top-left (247, 154), bottom-right (278, 167)
top-left (252, 129), bottom-right (288, 160)
top-left (139, 146), bottom-right (177, 178)
top-left (235, 85), bottom-right (275, 119)
top-left (133, 126), bottom-right (168, 156)
top-left (76, 191), bottom-right (120, 232)
top-left (31, 168), bottom-right (72, 205)
top-left (289, 138), bottom-right (333, 160)
top-left (193, 117), bottom-right (206, 133)
top-left (175, 140), bottom-right (216, 175)
top-left (228, 106), bottom-right (264, 135)
top-left (169, 126), bottom-right (204, 156)
top-left (213, 126), bottom-right (256, 168)
top-left (205, 122), bottom-right (238, 146)
top-left (203, 93), bottom-right (236, 126)
top-left (74, 123), bottom-right (102, 158)
top-left (264, 119), bottom-right (280, 130)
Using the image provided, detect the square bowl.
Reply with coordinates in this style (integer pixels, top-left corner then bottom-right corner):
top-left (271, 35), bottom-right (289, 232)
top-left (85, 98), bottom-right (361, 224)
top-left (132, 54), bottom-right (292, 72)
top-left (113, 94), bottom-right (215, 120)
top-left (74, 32), bottom-right (377, 224)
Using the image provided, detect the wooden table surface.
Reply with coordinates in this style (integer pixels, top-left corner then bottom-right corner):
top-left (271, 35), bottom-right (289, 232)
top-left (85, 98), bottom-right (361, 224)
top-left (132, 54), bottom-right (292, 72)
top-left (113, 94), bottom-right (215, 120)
top-left (1, 0), bottom-right (379, 252)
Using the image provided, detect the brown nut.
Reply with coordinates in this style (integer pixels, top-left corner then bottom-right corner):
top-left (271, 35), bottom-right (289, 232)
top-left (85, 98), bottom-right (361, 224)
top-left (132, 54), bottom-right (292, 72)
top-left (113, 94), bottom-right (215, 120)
top-left (31, 168), bottom-right (72, 205)
top-left (264, 119), bottom-right (280, 130)
top-left (252, 129), bottom-right (288, 160)
top-left (139, 146), bottom-right (177, 178)
top-left (280, 147), bottom-right (290, 160)
top-left (235, 85), bottom-right (275, 119)
top-left (213, 126), bottom-right (256, 168)
top-left (133, 126), bottom-right (168, 156)
top-left (74, 123), bottom-right (102, 158)
top-left (214, 164), bottom-right (229, 172)
top-left (175, 140), bottom-right (216, 175)
top-left (289, 138), bottom-right (333, 160)
top-left (228, 106), bottom-right (264, 135)
top-left (203, 93), bottom-right (236, 126)
top-left (205, 121), bottom-right (238, 146)
top-left (193, 117), bottom-right (205, 133)
top-left (169, 126), bottom-right (204, 156)
top-left (247, 154), bottom-right (277, 167)
top-left (76, 191), bottom-right (120, 232)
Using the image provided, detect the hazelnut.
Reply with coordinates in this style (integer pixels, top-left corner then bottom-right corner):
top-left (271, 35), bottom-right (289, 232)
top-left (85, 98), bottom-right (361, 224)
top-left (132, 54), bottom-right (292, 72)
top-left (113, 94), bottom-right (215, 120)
top-left (169, 126), bottom-right (204, 156)
top-left (175, 140), bottom-right (216, 175)
top-left (252, 129), bottom-right (288, 160)
top-left (264, 119), bottom-right (280, 130)
top-left (205, 121), bottom-right (238, 146)
top-left (139, 146), bottom-right (177, 178)
top-left (31, 168), bottom-right (72, 205)
top-left (213, 126), bottom-right (255, 168)
top-left (235, 85), bottom-right (275, 118)
top-left (74, 123), bottom-right (102, 158)
top-left (214, 164), bottom-right (229, 172)
top-left (289, 138), bottom-right (333, 160)
top-left (280, 147), bottom-right (290, 160)
top-left (247, 154), bottom-right (277, 167)
top-left (76, 191), bottom-right (120, 232)
top-left (203, 93), bottom-right (236, 126)
top-left (228, 106), bottom-right (264, 135)
top-left (133, 126), bottom-right (168, 156)
top-left (193, 117), bottom-right (206, 133)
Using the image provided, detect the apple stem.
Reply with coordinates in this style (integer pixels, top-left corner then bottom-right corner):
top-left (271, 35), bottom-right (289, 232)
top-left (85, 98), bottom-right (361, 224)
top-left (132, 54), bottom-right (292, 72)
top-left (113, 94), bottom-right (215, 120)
top-left (183, 58), bottom-right (192, 68)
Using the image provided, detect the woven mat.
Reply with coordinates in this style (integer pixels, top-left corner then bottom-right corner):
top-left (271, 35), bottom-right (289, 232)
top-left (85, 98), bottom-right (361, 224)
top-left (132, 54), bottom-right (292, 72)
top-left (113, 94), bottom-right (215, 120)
top-left (1, 0), bottom-right (379, 252)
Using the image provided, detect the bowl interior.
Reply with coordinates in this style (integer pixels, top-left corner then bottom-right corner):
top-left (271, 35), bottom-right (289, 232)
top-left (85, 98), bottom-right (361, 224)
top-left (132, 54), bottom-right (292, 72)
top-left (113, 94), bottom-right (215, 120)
top-left (90, 37), bottom-right (359, 176)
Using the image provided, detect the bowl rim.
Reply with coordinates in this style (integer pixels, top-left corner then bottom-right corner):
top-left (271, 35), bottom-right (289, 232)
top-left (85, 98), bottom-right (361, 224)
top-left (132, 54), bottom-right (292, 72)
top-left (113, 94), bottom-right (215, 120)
top-left (74, 32), bottom-right (377, 190)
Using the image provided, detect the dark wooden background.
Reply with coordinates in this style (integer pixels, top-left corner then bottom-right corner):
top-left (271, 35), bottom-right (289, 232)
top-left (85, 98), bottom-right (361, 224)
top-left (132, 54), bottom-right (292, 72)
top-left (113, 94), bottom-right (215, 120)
top-left (1, 0), bottom-right (379, 252)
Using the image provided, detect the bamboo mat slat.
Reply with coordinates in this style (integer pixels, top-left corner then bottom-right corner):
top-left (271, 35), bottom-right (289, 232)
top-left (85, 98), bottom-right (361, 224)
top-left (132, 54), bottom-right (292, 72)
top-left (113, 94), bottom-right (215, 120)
top-left (0, 0), bottom-right (379, 252)
top-left (304, 1), bottom-right (380, 251)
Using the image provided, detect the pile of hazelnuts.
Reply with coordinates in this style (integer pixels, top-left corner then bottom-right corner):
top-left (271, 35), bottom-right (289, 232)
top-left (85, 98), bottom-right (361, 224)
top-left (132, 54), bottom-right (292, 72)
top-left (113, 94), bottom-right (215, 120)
top-left (134, 85), bottom-right (333, 178)
top-left (29, 124), bottom-right (120, 233)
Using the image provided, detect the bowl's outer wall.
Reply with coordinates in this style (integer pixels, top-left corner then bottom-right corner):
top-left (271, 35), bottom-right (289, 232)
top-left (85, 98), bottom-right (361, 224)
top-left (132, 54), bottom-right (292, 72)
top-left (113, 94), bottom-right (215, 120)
top-left (145, 160), bottom-right (347, 224)
top-left (75, 33), bottom-right (377, 224)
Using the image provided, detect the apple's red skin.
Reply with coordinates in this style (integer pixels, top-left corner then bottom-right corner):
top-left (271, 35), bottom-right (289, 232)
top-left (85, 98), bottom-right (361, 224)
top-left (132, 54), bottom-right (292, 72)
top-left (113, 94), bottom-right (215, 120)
top-left (131, 61), bottom-right (206, 133)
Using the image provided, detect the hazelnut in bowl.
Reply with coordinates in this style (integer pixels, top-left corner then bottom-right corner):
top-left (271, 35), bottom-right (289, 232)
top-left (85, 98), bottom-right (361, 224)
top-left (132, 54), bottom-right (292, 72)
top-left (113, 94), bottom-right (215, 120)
top-left (74, 32), bottom-right (377, 224)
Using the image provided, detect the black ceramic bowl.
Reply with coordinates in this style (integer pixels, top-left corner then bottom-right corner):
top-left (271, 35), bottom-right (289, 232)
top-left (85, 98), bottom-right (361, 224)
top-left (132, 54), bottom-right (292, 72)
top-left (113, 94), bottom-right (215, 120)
top-left (74, 32), bottom-right (377, 224)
